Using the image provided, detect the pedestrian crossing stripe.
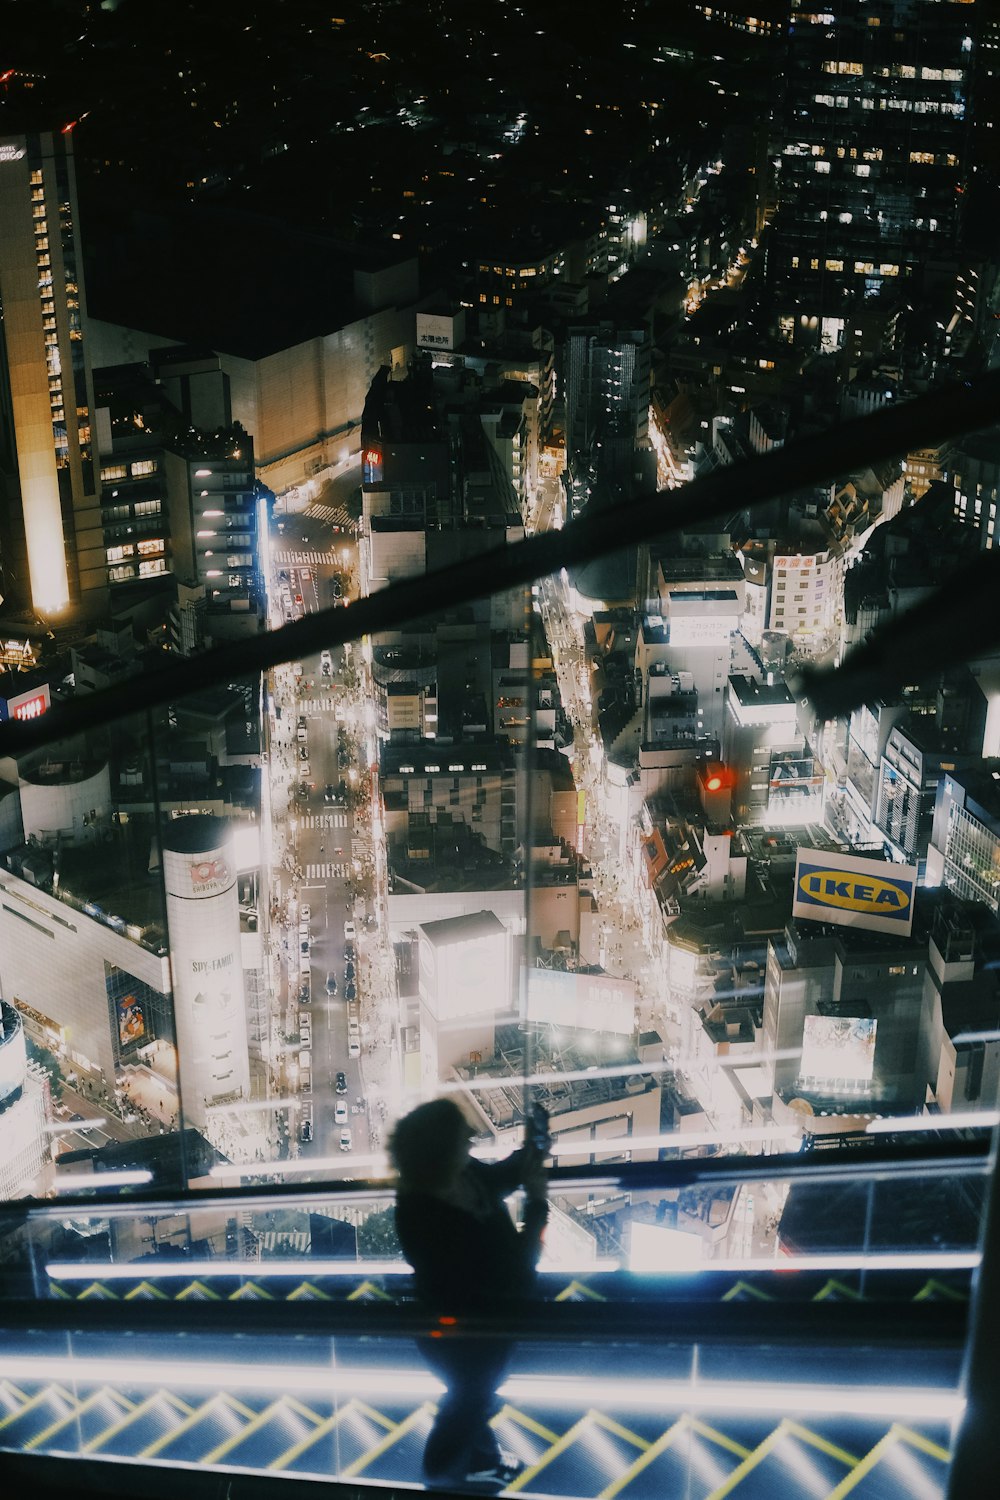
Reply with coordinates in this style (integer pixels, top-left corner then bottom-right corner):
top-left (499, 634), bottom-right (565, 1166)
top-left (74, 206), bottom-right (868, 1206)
top-left (274, 550), bottom-right (337, 565)
top-left (304, 863), bottom-right (350, 880)
top-left (301, 814), bottom-right (349, 829)
top-left (303, 503), bottom-right (355, 529)
top-left (306, 699), bottom-right (341, 714)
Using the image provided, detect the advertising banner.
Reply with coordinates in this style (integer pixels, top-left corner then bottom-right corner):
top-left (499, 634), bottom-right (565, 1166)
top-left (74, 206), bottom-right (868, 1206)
top-left (793, 847), bottom-right (917, 936)
top-left (117, 993), bottom-right (145, 1048)
top-left (800, 1015), bottom-right (877, 1084)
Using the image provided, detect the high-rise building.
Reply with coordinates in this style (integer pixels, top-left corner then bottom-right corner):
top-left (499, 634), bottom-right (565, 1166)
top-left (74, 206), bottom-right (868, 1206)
top-left (563, 322), bottom-right (651, 516)
top-left (765, 0), bottom-right (974, 355)
top-left (0, 129), bottom-right (108, 621)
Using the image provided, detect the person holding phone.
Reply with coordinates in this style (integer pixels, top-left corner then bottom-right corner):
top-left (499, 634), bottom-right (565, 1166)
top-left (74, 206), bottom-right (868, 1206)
top-left (389, 1097), bottom-right (550, 1492)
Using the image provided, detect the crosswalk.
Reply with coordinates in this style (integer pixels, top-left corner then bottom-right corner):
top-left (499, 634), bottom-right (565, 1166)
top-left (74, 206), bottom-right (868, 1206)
top-left (306, 698), bottom-right (343, 715)
top-left (303, 502), bottom-right (356, 530)
top-left (274, 549), bottom-right (337, 566)
top-left (304, 862), bottom-right (351, 880)
top-left (300, 813), bottom-right (349, 829)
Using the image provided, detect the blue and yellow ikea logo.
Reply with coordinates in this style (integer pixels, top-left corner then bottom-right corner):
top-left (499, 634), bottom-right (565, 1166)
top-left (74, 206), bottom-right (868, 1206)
top-left (796, 863), bottom-right (915, 922)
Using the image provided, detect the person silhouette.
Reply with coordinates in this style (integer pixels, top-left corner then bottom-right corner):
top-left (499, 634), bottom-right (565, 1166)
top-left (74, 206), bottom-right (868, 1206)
top-left (389, 1098), bottom-right (548, 1492)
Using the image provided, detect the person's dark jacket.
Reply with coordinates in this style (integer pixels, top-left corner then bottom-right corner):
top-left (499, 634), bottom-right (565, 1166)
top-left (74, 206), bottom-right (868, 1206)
top-left (395, 1149), bottom-right (548, 1310)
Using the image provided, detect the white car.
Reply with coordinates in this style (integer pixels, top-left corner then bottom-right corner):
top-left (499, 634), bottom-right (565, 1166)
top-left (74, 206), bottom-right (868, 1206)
top-left (344, 919), bottom-right (356, 941)
top-left (335, 1100), bottom-right (348, 1125)
top-left (301, 905), bottom-right (311, 924)
top-left (339, 1128), bottom-right (353, 1152)
top-left (348, 1036), bottom-right (360, 1059)
top-left (320, 649), bottom-right (333, 670)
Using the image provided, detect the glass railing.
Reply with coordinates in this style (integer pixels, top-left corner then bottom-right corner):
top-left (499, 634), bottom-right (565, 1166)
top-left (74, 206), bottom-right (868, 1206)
top-left (1, 381), bottom-right (1000, 1496)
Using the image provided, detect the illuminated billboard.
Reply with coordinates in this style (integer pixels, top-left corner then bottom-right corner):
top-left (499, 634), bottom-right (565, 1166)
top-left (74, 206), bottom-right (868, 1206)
top-left (520, 967), bottom-right (635, 1035)
top-left (793, 847), bottom-right (917, 936)
top-left (116, 994), bottom-right (145, 1048)
top-left (800, 1015), bottom-right (877, 1086)
top-left (0, 682), bottom-right (50, 721)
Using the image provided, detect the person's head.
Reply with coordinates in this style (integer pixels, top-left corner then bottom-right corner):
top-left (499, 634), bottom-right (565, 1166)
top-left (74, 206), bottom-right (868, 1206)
top-left (388, 1098), bottom-right (475, 1194)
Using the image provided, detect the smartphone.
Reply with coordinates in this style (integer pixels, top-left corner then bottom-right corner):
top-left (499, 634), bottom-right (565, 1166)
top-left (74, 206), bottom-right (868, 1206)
top-left (528, 1102), bottom-right (551, 1154)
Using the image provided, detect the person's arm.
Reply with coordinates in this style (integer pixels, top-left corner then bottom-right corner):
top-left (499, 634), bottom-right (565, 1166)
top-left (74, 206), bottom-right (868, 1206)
top-left (518, 1159), bottom-right (549, 1269)
top-left (475, 1139), bottom-right (545, 1197)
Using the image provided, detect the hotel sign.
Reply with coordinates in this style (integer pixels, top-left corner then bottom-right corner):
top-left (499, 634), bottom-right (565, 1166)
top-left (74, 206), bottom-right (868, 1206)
top-left (793, 847), bottom-right (917, 937)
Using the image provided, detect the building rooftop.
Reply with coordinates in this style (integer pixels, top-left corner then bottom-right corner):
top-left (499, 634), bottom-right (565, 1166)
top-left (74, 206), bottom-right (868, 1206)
top-left (419, 908), bottom-right (507, 948)
top-left (456, 1021), bottom-right (656, 1132)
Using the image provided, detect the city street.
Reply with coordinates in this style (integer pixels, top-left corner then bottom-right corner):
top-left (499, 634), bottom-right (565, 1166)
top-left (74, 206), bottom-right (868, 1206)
top-left (265, 463), bottom-right (391, 1173)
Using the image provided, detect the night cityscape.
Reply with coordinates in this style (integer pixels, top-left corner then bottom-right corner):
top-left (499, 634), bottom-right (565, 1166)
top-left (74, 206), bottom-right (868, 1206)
top-left (1, 3), bottom-right (999, 1497)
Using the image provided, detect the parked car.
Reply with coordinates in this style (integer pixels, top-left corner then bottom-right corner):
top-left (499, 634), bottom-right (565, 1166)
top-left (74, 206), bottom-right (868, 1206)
top-left (301, 905), bottom-right (311, 923)
top-left (335, 1100), bottom-right (348, 1125)
top-left (348, 1037), bottom-right (360, 1059)
top-left (344, 980), bottom-right (356, 1003)
top-left (344, 920), bottom-right (356, 941)
top-left (339, 1128), bottom-right (353, 1152)
top-left (301, 1119), bottom-right (313, 1143)
top-left (335, 1071), bottom-right (347, 1094)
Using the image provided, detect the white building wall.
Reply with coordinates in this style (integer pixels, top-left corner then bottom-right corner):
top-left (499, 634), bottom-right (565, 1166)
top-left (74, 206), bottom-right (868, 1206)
top-left (0, 869), bottom-right (170, 1085)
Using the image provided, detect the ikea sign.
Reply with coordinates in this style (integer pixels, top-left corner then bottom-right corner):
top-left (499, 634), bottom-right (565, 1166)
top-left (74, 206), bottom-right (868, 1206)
top-left (793, 848), bottom-right (917, 937)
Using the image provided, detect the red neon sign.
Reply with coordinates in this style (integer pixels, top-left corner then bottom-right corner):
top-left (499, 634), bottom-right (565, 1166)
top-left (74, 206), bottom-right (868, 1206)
top-left (13, 692), bottom-right (48, 721)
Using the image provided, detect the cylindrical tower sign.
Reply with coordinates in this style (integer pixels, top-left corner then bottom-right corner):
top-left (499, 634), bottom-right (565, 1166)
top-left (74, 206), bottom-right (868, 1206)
top-left (162, 814), bottom-right (251, 1128)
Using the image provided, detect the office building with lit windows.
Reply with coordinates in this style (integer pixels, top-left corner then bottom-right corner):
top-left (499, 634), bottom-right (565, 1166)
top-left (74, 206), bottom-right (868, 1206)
top-left (765, 0), bottom-right (974, 356)
top-left (0, 129), bottom-right (107, 622)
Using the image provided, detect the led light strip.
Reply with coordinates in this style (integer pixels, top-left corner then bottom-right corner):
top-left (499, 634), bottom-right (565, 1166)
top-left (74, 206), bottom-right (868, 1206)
top-left (867, 1111), bottom-right (999, 1134)
top-left (0, 1354), bottom-right (964, 1422)
top-left (44, 1248), bottom-right (979, 1281)
top-left (53, 1170), bottom-right (152, 1190)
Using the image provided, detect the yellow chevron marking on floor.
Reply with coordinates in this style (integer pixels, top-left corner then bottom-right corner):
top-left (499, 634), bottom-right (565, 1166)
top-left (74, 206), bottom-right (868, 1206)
top-left (813, 1279), bottom-right (863, 1302)
top-left (135, 1392), bottom-right (256, 1459)
top-left (345, 1278), bottom-right (393, 1301)
top-left (203, 1394), bottom-right (313, 1465)
top-left (78, 1282), bottom-right (118, 1300)
top-left (782, 1421), bottom-right (860, 1467)
top-left (687, 1417), bottom-right (754, 1460)
top-left (0, 1379), bottom-right (29, 1406)
top-left (893, 1425), bottom-right (951, 1463)
top-left (83, 1386), bottom-right (191, 1458)
top-left (823, 1427), bottom-right (900, 1499)
top-left (26, 1386), bottom-right (134, 1451)
top-left (553, 1278), bottom-right (607, 1302)
top-left (824, 1420), bottom-right (951, 1497)
top-left (287, 1280), bottom-right (333, 1300)
top-left (914, 1278), bottom-right (968, 1302)
top-left (0, 1384), bottom-right (74, 1432)
top-left (598, 1411), bottom-right (756, 1500)
top-left (704, 1416), bottom-right (863, 1500)
top-left (493, 1403), bottom-right (560, 1444)
top-left (340, 1400), bottom-right (435, 1478)
top-left (506, 1410), bottom-right (643, 1494)
top-left (175, 1279), bottom-right (222, 1300)
top-left (123, 1280), bottom-right (170, 1300)
top-left (721, 1280), bottom-right (774, 1302)
top-left (598, 1415), bottom-right (689, 1499)
top-left (268, 1397), bottom-right (397, 1471)
top-left (228, 1280), bottom-right (275, 1300)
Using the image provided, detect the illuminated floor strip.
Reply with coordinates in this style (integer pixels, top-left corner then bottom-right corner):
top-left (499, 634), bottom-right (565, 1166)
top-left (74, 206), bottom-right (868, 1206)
top-left (0, 1358), bottom-right (964, 1425)
top-left (44, 1249), bottom-right (979, 1282)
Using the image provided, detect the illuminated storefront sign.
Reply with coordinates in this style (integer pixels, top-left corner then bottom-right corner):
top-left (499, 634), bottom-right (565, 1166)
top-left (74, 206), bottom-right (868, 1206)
top-left (793, 847), bottom-right (917, 936)
top-left (0, 683), bottom-right (51, 722)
